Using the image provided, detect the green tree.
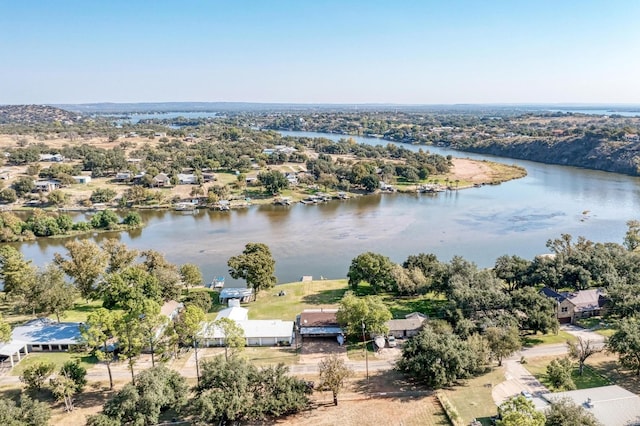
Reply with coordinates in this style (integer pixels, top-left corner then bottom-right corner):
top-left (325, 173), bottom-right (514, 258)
top-left (214, 317), bottom-right (246, 360)
top-left (485, 326), bottom-right (521, 366)
top-left (227, 242), bottom-right (277, 294)
top-left (257, 170), bottom-right (289, 194)
top-left (336, 291), bottom-right (392, 337)
top-left (511, 287), bottom-right (559, 335)
top-left (318, 354), bottom-right (352, 406)
top-left (607, 317), bottom-right (640, 375)
top-left (546, 357), bottom-right (576, 391)
top-left (0, 395), bottom-right (51, 426)
top-left (494, 254), bottom-right (531, 292)
top-left (12, 177), bottom-right (35, 197)
top-left (192, 355), bottom-right (310, 424)
top-left (497, 395), bottom-right (545, 426)
top-left (0, 188), bottom-right (17, 204)
top-left (0, 246), bottom-right (36, 297)
top-left (90, 188), bottom-right (117, 203)
top-left (101, 366), bottom-right (188, 426)
top-left (90, 209), bottom-right (119, 229)
top-left (347, 251), bottom-right (395, 293)
top-left (0, 314), bottom-right (10, 343)
top-left (544, 397), bottom-right (601, 426)
top-left (397, 326), bottom-right (483, 388)
top-left (50, 373), bottom-right (77, 412)
top-left (20, 361), bottom-right (55, 393)
top-left (183, 290), bottom-right (212, 313)
top-left (567, 337), bottom-right (603, 376)
top-left (54, 239), bottom-right (107, 300)
top-left (122, 211), bottom-right (142, 227)
top-left (624, 219), bottom-right (640, 251)
top-left (36, 264), bottom-right (77, 322)
top-left (101, 238), bottom-right (138, 274)
top-left (179, 263), bottom-right (203, 292)
top-left (46, 189), bottom-right (68, 207)
top-left (82, 308), bottom-right (121, 390)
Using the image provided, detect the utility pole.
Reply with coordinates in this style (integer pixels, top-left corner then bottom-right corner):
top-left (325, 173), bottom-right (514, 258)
top-left (361, 322), bottom-right (369, 387)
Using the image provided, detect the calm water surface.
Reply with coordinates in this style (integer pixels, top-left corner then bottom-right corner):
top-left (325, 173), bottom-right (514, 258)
top-left (14, 131), bottom-right (640, 286)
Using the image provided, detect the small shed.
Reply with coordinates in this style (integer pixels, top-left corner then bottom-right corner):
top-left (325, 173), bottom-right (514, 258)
top-left (73, 175), bottom-right (92, 184)
top-left (218, 288), bottom-right (254, 304)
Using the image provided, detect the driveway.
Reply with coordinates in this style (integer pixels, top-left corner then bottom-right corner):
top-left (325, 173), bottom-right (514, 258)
top-left (492, 359), bottom-right (549, 405)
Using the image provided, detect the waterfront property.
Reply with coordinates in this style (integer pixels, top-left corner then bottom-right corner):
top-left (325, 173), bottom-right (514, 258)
top-left (197, 306), bottom-right (294, 347)
top-left (219, 287), bottom-right (254, 304)
top-left (387, 312), bottom-right (427, 338)
top-left (541, 287), bottom-right (608, 324)
top-left (297, 309), bottom-right (343, 338)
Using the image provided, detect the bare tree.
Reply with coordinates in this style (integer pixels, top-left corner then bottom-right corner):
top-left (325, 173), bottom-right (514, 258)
top-left (568, 337), bottom-right (603, 376)
top-left (318, 354), bottom-right (352, 406)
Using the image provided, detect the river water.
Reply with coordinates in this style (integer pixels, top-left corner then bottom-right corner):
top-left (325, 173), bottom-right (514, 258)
top-left (13, 131), bottom-right (640, 286)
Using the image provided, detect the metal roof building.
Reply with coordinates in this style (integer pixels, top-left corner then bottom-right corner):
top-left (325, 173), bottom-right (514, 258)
top-left (540, 385), bottom-right (640, 426)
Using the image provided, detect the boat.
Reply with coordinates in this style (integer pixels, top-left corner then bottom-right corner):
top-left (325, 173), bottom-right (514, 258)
top-left (274, 196), bottom-right (291, 206)
top-left (174, 202), bottom-right (197, 211)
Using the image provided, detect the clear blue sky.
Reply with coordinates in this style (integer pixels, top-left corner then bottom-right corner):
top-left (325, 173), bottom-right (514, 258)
top-left (1, 0), bottom-right (639, 105)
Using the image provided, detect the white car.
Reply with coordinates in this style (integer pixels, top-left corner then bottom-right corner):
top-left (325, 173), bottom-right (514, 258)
top-left (387, 335), bottom-right (397, 348)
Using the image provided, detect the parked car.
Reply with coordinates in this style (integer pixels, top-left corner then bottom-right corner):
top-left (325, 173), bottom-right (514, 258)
top-left (520, 390), bottom-right (533, 399)
top-left (387, 335), bottom-right (397, 348)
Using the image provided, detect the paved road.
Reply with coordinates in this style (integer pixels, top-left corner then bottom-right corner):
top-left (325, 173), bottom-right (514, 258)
top-left (491, 324), bottom-right (607, 406)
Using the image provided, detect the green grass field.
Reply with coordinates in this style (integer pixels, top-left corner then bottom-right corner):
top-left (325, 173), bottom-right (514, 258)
top-left (524, 356), bottom-right (610, 391)
top-left (443, 367), bottom-right (504, 424)
top-left (522, 330), bottom-right (576, 347)
top-left (10, 352), bottom-right (98, 377)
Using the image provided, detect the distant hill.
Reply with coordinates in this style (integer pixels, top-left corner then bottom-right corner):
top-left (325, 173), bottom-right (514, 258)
top-left (0, 104), bottom-right (82, 124)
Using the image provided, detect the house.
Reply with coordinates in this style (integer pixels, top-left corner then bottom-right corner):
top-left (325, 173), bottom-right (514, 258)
top-left (538, 385), bottom-right (640, 426)
top-left (177, 173), bottom-right (197, 184)
top-left (8, 318), bottom-right (83, 354)
top-left (72, 175), bottom-right (92, 184)
top-left (160, 300), bottom-right (184, 322)
top-left (197, 306), bottom-right (294, 347)
top-left (297, 309), bottom-right (343, 338)
top-left (152, 173), bottom-right (171, 187)
top-left (34, 180), bottom-right (59, 192)
top-left (218, 287), bottom-right (254, 304)
top-left (39, 153), bottom-right (64, 162)
top-left (386, 312), bottom-right (427, 338)
top-left (541, 287), bottom-right (607, 324)
top-left (115, 171), bottom-right (132, 181)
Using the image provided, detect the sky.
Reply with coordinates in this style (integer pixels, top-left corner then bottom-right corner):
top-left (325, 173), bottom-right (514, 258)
top-left (1, 0), bottom-right (639, 105)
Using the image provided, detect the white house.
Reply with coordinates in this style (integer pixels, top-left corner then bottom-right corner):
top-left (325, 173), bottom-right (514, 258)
top-left (73, 175), bottom-right (92, 184)
top-left (197, 306), bottom-right (294, 347)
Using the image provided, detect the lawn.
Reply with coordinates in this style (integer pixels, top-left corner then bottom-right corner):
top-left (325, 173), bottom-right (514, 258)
top-left (574, 316), bottom-right (616, 337)
top-left (443, 366), bottom-right (505, 424)
top-left (10, 352), bottom-right (98, 377)
top-left (522, 330), bottom-right (576, 347)
top-left (524, 356), bottom-right (611, 391)
top-left (249, 279), bottom-right (348, 321)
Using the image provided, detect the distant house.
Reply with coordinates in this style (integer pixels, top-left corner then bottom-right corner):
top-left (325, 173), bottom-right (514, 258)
top-left (72, 175), bottom-right (92, 184)
top-left (541, 287), bottom-right (607, 324)
top-left (297, 309), bottom-right (343, 338)
top-left (177, 173), bottom-right (197, 184)
top-left (39, 153), bottom-right (64, 162)
top-left (386, 312), bottom-right (427, 338)
top-left (115, 171), bottom-right (132, 181)
top-left (34, 180), bottom-right (59, 192)
top-left (152, 173), bottom-right (171, 187)
top-left (197, 306), bottom-right (294, 347)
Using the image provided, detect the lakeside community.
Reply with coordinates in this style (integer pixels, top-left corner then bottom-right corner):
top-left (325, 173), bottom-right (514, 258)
top-left (2, 107), bottom-right (640, 425)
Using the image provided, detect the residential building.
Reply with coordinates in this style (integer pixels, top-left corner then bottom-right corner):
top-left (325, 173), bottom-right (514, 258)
top-left (541, 287), bottom-right (607, 324)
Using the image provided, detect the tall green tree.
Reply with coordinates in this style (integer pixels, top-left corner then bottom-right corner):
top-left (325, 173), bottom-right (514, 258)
top-left (227, 242), bottom-right (277, 293)
top-left (0, 246), bottom-right (36, 297)
top-left (607, 317), bottom-right (640, 375)
top-left (347, 252), bottom-right (395, 293)
top-left (546, 357), bottom-right (576, 391)
top-left (485, 326), bottom-right (521, 366)
top-left (179, 263), bottom-right (203, 292)
top-left (214, 317), bottom-right (246, 360)
top-left (0, 314), bottom-right (10, 343)
top-left (82, 308), bottom-right (121, 390)
top-left (318, 354), bottom-right (352, 406)
top-left (257, 170), bottom-right (289, 194)
top-left (54, 239), bottom-right (107, 300)
top-left (101, 238), bottom-right (138, 274)
top-left (336, 291), bottom-right (392, 337)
